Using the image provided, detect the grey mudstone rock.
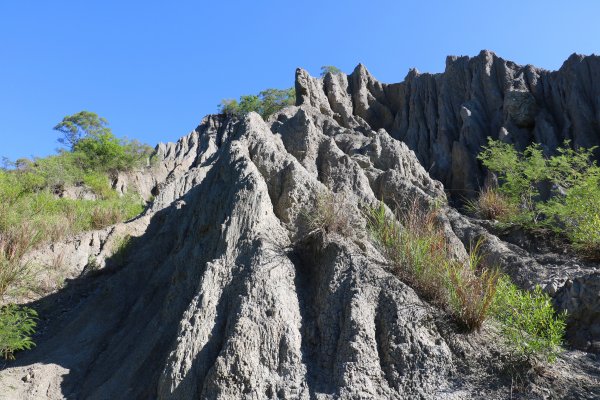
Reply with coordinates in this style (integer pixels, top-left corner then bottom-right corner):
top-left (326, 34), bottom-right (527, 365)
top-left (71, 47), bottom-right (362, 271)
top-left (296, 50), bottom-right (600, 198)
top-left (2, 53), bottom-right (600, 399)
top-left (555, 273), bottom-right (600, 353)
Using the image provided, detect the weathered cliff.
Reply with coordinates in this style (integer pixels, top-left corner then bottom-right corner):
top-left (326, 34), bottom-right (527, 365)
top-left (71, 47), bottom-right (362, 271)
top-left (296, 50), bottom-right (600, 198)
top-left (1, 52), bottom-right (600, 399)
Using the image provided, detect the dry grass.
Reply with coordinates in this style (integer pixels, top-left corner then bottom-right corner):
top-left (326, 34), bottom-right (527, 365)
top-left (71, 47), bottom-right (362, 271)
top-left (303, 190), bottom-right (357, 238)
top-left (448, 240), bottom-right (500, 331)
top-left (0, 225), bottom-right (38, 302)
top-left (91, 207), bottom-right (122, 229)
top-left (466, 187), bottom-right (516, 221)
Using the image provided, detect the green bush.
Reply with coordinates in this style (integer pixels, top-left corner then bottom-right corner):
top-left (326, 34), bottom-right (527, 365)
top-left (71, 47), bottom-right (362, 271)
top-left (74, 133), bottom-right (153, 175)
top-left (53, 111), bottom-right (154, 176)
top-left (492, 277), bottom-right (566, 362)
top-left (218, 87), bottom-right (295, 119)
top-left (477, 139), bottom-right (600, 255)
top-left (0, 304), bottom-right (37, 359)
top-left (83, 172), bottom-right (115, 200)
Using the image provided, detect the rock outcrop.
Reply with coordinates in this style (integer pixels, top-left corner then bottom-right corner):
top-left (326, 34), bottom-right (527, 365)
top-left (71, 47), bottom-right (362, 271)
top-left (1, 52), bottom-right (600, 399)
top-left (296, 50), bottom-right (600, 198)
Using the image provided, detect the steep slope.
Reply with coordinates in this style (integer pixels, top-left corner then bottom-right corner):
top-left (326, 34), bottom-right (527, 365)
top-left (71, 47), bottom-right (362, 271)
top-left (1, 53), bottom-right (600, 399)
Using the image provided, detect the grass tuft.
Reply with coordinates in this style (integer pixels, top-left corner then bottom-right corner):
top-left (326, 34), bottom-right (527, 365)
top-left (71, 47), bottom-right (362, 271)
top-left (302, 190), bottom-right (357, 238)
top-left (465, 187), bottom-right (516, 222)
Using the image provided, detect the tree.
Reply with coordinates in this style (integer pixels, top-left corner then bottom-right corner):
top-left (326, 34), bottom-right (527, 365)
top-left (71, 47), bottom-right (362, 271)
top-left (238, 95), bottom-right (262, 115)
top-left (258, 88), bottom-right (295, 118)
top-left (52, 111), bottom-right (154, 175)
top-left (218, 87), bottom-right (296, 119)
top-left (218, 99), bottom-right (240, 116)
top-left (320, 65), bottom-right (342, 78)
top-left (53, 111), bottom-right (110, 149)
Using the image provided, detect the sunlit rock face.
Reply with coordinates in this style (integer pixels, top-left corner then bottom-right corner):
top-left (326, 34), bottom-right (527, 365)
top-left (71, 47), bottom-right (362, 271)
top-left (297, 51), bottom-right (600, 199)
top-left (1, 53), bottom-right (600, 400)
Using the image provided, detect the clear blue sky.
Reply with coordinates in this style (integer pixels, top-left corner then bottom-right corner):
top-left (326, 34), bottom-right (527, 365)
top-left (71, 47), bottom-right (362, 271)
top-left (1, 1), bottom-right (599, 161)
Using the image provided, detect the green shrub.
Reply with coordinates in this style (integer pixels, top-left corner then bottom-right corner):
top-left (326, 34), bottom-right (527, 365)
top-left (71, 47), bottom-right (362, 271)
top-left (538, 170), bottom-right (600, 256)
top-left (218, 87), bottom-right (295, 119)
top-left (477, 139), bottom-right (600, 256)
top-left (53, 111), bottom-right (154, 176)
top-left (74, 133), bottom-right (153, 175)
top-left (0, 304), bottom-right (37, 359)
top-left (492, 277), bottom-right (566, 362)
top-left (478, 139), bottom-right (547, 224)
top-left (83, 172), bottom-right (115, 200)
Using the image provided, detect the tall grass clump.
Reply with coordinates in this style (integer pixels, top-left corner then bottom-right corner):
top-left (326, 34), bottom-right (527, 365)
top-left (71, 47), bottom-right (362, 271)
top-left (465, 187), bottom-right (516, 222)
top-left (475, 138), bottom-right (600, 258)
top-left (366, 200), bottom-right (498, 330)
top-left (447, 240), bottom-right (501, 332)
top-left (366, 200), bottom-right (565, 360)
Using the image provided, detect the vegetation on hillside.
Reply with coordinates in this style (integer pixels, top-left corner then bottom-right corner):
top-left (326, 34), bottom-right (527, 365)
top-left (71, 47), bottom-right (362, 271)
top-left (471, 138), bottom-right (600, 257)
top-left (365, 200), bottom-right (565, 362)
top-left (0, 111), bottom-right (153, 359)
top-left (217, 65), bottom-right (343, 119)
top-left (218, 87), bottom-right (295, 119)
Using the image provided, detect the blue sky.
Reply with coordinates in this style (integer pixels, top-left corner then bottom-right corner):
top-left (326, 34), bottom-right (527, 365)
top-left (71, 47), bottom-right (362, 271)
top-left (1, 0), bottom-right (599, 161)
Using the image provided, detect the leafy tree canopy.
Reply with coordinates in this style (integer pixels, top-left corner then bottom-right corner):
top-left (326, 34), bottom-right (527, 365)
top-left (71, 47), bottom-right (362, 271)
top-left (218, 87), bottom-right (295, 119)
top-left (320, 65), bottom-right (342, 77)
top-left (53, 111), bottom-right (110, 149)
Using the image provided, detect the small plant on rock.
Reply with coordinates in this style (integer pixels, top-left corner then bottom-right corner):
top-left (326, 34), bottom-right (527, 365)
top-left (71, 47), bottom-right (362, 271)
top-left (0, 304), bottom-right (37, 360)
top-left (303, 190), bottom-right (356, 238)
top-left (465, 187), bottom-right (516, 222)
top-left (492, 277), bottom-right (566, 363)
top-left (447, 240), bottom-right (500, 331)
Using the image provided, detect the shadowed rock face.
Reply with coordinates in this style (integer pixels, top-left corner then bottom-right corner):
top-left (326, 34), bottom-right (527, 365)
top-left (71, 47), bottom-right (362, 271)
top-left (1, 53), bottom-right (600, 399)
top-left (296, 50), bottom-right (600, 198)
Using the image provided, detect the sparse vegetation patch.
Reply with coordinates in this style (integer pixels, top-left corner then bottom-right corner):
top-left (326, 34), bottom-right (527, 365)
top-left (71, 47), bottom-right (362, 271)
top-left (366, 199), bottom-right (566, 361)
